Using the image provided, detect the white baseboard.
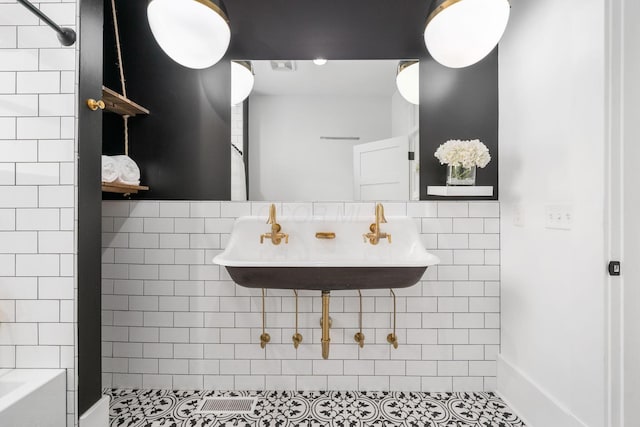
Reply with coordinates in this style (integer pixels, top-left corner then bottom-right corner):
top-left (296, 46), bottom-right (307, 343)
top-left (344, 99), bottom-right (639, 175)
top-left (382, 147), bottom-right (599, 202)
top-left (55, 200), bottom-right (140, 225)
top-left (79, 395), bottom-right (110, 427)
top-left (497, 354), bottom-right (588, 427)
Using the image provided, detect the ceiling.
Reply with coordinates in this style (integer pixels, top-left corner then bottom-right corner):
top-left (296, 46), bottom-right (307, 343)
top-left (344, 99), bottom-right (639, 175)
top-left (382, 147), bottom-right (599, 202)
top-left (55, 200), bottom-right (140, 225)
top-left (250, 60), bottom-right (401, 97)
top-left (224, 0), bottom-right (431, 60)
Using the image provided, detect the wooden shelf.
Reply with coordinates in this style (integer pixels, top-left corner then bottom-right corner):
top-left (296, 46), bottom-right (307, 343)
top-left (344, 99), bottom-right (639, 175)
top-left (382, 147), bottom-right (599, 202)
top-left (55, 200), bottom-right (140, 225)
top-left (102, 86), bottom-right (150, 116)
top-left (102, 181), bottom-right (149, 194)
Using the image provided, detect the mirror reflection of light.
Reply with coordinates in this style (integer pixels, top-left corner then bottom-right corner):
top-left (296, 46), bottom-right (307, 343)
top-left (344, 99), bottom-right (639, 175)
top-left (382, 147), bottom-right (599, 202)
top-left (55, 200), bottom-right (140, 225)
top-left (424, 0), bottom-right (510, 68)
top-left (396, 61), bottom-right (419, 105)
top-left (313, 58), bottom-right (328, 66)
top-left (231, 61), bottom-right (254, 106)
top-left (147, 0), bottom-right (230, 69)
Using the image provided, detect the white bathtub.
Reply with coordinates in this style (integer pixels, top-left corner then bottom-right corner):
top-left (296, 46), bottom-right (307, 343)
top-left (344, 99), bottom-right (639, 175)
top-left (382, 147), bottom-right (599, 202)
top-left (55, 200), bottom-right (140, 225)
top-left (0, 369), bottom-right (66, 427)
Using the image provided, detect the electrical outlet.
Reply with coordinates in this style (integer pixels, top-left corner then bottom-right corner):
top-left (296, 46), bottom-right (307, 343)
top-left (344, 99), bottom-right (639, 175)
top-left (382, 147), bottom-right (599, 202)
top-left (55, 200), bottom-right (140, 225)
top-left (545, 205), bottom-right (573, 230)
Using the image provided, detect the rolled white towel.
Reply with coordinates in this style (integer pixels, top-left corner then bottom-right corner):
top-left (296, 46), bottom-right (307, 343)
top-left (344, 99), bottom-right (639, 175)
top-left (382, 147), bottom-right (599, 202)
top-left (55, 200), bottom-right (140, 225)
top-left (101, 155), bottom-right (119, 183)
top-left (112, 155), bottom-right (141, 185)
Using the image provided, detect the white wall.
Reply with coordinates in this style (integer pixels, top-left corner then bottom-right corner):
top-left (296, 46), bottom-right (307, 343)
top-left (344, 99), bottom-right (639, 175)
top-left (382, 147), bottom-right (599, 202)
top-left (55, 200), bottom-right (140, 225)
top-left (498, 1), bottom-right (606, 426)
top-left (390, 91), bottom-right (418, 139)
top-left (0, 2), bottom-right (78, 426)
top-left (248, 95), bottom-right (391, 201)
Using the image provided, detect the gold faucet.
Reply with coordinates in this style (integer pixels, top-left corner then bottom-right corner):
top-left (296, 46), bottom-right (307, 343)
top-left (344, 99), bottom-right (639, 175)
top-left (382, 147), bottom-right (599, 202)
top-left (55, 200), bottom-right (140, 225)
top-left (363, 203), bottom-right (391, 245)
top-left (260, 204), bottom-right (289, 245)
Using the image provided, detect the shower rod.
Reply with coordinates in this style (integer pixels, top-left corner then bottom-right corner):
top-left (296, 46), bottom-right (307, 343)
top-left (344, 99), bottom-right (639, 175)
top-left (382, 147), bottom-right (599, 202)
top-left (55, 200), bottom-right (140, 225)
top-left (17, 0), bottom-right (76, 46)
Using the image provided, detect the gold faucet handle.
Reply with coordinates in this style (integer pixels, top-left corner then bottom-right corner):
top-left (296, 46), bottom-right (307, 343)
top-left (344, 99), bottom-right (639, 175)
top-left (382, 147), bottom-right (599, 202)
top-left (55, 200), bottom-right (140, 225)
top-left (376, 203), bottom-right (387, 223)
top-left (260, 233), bottom-right (269, 244)
top-left (275, 233), bottom-right (289, 244)
top-left (267, 232), bottom-right (289, 245)
top-left (267, 203), bottom-right (277, 224)
top-left (382, 233), bottom-right (391, 243)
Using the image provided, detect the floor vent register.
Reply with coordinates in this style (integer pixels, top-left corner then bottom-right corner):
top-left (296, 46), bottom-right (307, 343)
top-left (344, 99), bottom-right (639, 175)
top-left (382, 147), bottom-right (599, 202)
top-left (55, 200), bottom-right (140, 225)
top-left (196, 397), bottom-right (258, 414)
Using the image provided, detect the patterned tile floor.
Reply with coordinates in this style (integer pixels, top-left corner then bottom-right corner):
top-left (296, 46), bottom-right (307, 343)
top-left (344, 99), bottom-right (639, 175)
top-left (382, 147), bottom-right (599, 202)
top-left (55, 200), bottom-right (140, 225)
top-left (106, 388), bottom-right (526, 427)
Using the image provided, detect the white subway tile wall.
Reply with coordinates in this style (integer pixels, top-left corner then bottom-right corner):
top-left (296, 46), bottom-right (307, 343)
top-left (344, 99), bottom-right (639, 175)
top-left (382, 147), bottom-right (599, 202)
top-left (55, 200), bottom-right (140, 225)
top-left (0, 1), bottom-right (78, 426)
top-left (102, 201), bottom-right (500, 392)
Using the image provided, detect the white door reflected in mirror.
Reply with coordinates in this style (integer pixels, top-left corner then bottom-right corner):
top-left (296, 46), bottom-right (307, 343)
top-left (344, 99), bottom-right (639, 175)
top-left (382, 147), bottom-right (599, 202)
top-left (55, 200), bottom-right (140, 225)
top-left (353, 136), bottom-right (411, 201)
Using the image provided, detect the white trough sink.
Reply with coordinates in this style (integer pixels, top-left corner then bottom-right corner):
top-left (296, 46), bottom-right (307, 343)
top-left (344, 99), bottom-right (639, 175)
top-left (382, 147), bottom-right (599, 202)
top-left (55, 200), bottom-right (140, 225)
top-left (213, 215), bottom-right (439, 291)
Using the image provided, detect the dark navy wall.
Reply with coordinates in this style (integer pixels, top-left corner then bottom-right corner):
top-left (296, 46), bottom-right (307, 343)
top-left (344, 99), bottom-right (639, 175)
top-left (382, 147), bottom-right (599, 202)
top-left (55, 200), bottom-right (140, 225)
top-left (420, 51), bottom-right (499, 200)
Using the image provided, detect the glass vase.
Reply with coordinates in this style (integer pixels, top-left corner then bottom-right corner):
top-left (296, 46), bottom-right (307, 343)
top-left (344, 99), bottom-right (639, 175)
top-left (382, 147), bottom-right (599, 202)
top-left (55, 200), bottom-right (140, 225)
top-left (446, 165), bottom-right (476, 186)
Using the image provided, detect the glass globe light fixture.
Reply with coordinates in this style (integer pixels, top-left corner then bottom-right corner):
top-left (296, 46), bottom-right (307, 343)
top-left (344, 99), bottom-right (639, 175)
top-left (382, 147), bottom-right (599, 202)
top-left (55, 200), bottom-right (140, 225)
top-left (231, 61), bottom-right (254, 106)
top-left (424, 0), bottom-right (510, 68)
top-left (396, 61), bottom-right (420, 105)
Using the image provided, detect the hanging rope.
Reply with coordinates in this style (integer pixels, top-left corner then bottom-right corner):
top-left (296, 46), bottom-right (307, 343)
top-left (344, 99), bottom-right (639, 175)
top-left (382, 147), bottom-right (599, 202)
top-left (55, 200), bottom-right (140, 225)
top-left (123, 116), bottom-right (129, 156)
top-left (110, 0), bottom-right (130, 155)
top-left (110, 0), bottom-right (126, 98)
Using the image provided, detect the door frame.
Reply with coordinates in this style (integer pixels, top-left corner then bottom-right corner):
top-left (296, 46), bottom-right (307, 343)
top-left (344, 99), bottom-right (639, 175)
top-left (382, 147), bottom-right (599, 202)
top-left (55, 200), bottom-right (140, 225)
top-left (605, 0), bottom-right (639, 425)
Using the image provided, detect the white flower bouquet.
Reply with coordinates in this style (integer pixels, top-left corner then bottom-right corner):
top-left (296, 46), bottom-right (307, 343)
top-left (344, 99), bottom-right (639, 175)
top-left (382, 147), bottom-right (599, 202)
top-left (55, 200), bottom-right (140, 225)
top-left (434, 139), bottom-right (491, 185)
top-left (434, 139), bottom-right (491, 168)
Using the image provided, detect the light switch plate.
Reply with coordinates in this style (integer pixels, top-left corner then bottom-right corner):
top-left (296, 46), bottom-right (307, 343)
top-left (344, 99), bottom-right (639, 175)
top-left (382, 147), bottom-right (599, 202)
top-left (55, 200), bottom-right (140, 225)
top-left (545, 205), bottom-right (573, 230)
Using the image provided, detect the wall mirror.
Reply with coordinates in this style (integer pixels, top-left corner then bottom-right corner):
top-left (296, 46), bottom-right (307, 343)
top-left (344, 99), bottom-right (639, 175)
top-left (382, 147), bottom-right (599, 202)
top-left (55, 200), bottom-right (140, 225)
top-left (231, 60), bottom-right (420, 202)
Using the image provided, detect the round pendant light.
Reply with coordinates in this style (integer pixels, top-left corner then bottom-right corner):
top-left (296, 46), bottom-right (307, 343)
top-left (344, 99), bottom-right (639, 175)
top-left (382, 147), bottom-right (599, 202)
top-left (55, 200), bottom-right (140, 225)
top-left (231, 61), bottom-right (254, 106)
top-left (424, 0), bottom-right (510, 69)
top-left (147, 0), bottom-right (231, 69)
top-left (396, 61), bottom-right (420, 105)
